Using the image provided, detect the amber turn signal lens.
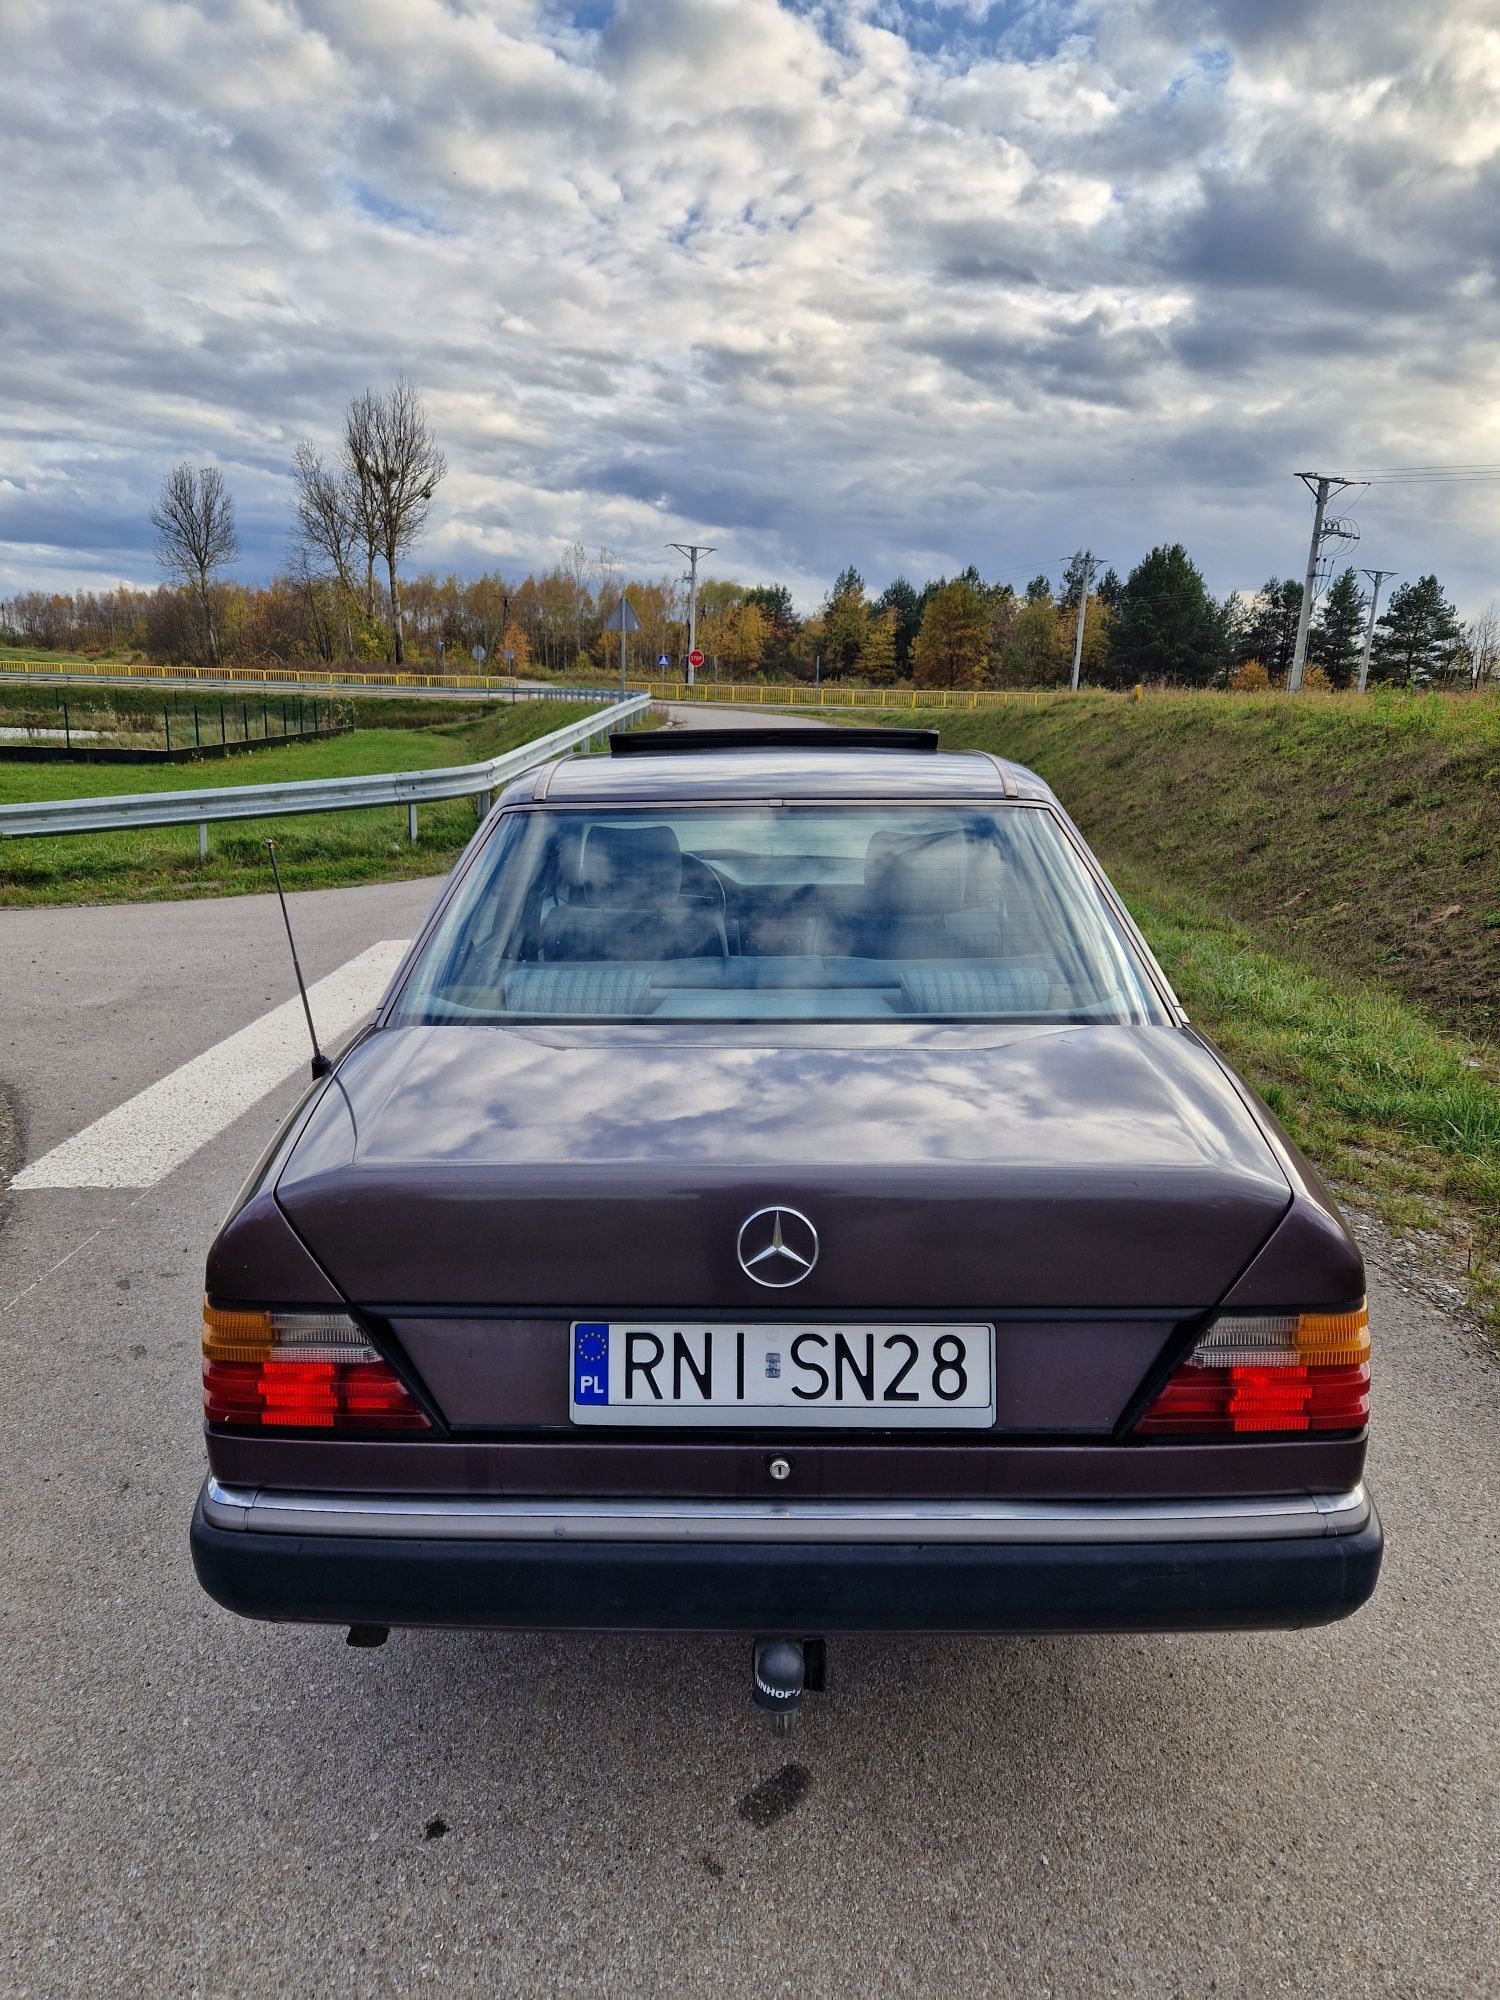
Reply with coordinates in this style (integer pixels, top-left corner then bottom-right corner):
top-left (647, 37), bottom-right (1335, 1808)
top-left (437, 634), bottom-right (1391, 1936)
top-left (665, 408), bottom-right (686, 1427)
top-left (1294, 1307), bottom-right (1371, 1367)
top-left (201, 1301), bottom-right (430, 1432)
top-left (202, 1301), bottom-right (273, 1364)
top-left (1136, 1303), bottom-right (1371, 1437)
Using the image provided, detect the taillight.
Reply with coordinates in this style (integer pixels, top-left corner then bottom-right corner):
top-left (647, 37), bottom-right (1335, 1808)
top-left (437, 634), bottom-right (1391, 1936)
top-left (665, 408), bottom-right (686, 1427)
top-left (202, 1302), bottom-right (430, 1432)
top-left (1136, 1304), bottom-right (1370, 1437)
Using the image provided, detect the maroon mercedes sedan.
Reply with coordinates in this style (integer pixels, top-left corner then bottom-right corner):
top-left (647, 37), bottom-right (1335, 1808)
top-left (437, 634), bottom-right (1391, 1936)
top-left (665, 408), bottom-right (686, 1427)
top-left (192, 726), bottom-right (1380, 1709)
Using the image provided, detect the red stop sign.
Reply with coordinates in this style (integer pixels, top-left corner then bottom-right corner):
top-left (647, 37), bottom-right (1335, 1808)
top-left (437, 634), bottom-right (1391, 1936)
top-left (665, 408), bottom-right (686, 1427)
top-left (688, 649), bottom-right (704, 669)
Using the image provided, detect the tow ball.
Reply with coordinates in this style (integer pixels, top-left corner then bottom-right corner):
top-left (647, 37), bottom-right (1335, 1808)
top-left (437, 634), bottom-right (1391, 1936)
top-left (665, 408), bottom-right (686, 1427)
top-left (752, 1637), bottom-right (827, 1730)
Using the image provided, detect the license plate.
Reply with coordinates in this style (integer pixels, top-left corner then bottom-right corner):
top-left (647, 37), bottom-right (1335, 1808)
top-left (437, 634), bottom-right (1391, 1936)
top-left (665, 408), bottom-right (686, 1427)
top-left (569, 1322), bottom-right (995, 1427)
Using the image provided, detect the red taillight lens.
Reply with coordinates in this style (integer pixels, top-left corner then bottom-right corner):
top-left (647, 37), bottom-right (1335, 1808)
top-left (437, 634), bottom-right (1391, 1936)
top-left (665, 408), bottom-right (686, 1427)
top-left (202, 1303), bottom-right (429, 1432)
top-left (1136, 1306), bottom-right (1370, 1438)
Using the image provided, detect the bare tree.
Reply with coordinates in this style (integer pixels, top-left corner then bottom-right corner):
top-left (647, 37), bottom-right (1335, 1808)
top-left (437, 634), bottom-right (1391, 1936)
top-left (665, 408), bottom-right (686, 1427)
top-left (292, 441), bottom-right (356, 589)
top-left (1464, 603), bottom-right (1500, 688)
top-left (341, 379), bottom-right (445, 664)
top-left (291, 440), bottom-right (362, 657)
top-left (149, 462), bottom-right (239, 665)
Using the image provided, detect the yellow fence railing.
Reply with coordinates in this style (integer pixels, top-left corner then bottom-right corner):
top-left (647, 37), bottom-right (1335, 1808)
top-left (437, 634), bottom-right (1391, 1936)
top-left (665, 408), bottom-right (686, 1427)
top-left (0, 658), bottom-right (530, 693)
top-left (637, 681), bottom-right (1031, 708)
top-left (0, 659), bottom-right (1038, 707)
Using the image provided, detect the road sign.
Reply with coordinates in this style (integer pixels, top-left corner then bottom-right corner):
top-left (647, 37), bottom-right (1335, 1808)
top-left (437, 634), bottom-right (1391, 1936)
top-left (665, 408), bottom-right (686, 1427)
top-left (471, 645), bottom-right (486, 663)
top-left (688, 648), bottom-right (704, 669)
top-left (603, 596), bottom-right (642, 635)
top-left (657, 653), bottom-right (669, 669)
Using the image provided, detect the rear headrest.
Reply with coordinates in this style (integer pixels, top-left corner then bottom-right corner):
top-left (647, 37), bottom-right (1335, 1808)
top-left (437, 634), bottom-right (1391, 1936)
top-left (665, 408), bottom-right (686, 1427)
top-left (864, 829), bottom-right (971, 916)
top-left (579, 822), bottom-right (682, 905)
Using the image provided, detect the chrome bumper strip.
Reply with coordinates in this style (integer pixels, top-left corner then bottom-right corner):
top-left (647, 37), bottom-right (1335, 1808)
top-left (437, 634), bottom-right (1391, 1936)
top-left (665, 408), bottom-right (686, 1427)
top-left (202, 1478), bottom-right (1371, 1546)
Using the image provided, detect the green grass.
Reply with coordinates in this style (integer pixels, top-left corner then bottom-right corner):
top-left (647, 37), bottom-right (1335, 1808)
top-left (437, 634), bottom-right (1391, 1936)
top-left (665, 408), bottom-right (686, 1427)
top-left (0, 645), bottom-right (114, 667)
top-left (0, 700), bottom-right (605, 905)
top-left (843, 697), bottom-right (1500, 1326)
top-left (884, 688), bottom-right (1500, 1040)
top-left (1120, 868), bottom-right (1500, 1317)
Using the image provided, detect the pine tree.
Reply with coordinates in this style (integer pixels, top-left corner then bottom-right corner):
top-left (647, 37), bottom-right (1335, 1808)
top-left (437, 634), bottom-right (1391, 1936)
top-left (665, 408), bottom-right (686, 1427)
top-left (1237, 577), bottom-right (1304, 684)
top-left (1370, 576), bottom-right (1464, 686)
top-left (819, 567), bottom-right (869, 679)
top-left (1310, 568), bottom-right (1366, 688)
top-left (874, 577), bottom-right (921, 672)
top-left (1108, 545), bottom-right (1232, 687)
top-left (744, 584), bottom-right (798, 675)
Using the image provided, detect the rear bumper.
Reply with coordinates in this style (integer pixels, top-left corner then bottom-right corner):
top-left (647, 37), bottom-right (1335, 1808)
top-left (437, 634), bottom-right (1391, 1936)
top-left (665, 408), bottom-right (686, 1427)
top-left (190, 1480), bottom-right (1382, 1635)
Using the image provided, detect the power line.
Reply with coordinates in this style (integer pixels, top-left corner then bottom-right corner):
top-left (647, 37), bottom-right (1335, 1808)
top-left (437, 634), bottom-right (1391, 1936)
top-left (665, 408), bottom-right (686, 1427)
top-left (1067, 549), bottom-right (1097, 693)
top-left (1356, 569), bottom-right (1396, 696)
top-left (1289, 473), bottom-right (1360, 692)
top-left (1339, 463), bottom-right (1500, 483)
top-left (666, 542), bottom-right (714, 683)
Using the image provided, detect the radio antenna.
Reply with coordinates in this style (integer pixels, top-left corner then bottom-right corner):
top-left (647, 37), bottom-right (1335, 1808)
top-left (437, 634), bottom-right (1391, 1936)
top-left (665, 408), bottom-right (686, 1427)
top-left (265, 840), bottom-right (331, 1078)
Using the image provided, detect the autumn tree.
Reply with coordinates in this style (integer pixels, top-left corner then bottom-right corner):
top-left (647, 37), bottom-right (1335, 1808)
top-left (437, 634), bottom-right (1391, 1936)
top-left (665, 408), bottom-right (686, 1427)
top-left (1002, 593), bottom-right (1070, 686)
top-left (697, 586), bottom-right (771, 676)
top-left (1229, 658), bottom-right (1271, 691)
top-left (858, 608), bottom-right (898, 684)
top-left (150, 462), bottom-right (239, 665)
top-left (912, 579), bottom-right (988, 689)
top-left (342, 378), bottom-right (446, 665)
top-left (499, 618), bottom-right (531, 673)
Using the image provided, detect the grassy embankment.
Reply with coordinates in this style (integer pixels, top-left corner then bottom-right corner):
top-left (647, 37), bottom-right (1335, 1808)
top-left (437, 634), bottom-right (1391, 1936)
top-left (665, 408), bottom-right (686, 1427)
top-left (0, 697), bottom-right (604, 905)
top-left (861, 692), bottom-right (1500, 1325)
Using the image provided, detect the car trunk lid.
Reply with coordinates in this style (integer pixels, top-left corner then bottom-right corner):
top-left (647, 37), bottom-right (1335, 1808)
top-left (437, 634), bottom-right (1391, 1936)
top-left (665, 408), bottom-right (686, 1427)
top-left (274, 1023), bottom-right (1290, 1313)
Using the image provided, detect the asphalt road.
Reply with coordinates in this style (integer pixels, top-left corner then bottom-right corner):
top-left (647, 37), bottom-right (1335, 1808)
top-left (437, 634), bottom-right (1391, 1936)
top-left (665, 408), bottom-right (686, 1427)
top-left (2, 876), bottom-right (1498, 1996)
top-left (659, 701), bottom-right (824, 729)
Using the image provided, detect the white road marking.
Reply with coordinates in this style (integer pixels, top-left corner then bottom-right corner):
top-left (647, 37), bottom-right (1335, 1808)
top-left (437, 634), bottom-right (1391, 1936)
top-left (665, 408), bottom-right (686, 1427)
top-left (12, 939), bottom-right (409, 1191)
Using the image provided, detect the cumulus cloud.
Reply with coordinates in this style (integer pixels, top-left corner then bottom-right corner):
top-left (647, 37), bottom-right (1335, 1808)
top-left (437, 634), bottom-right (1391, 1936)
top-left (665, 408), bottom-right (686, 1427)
top-left (3, 0), bottom-right (1500, 607)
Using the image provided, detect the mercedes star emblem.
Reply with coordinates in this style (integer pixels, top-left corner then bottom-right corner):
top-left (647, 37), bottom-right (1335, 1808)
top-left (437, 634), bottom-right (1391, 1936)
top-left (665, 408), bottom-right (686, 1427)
top-left (737, 1206), bottom-right (819, 1288)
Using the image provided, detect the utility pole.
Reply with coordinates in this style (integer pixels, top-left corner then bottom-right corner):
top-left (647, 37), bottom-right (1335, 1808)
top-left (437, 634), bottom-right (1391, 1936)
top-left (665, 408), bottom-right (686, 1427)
top-left (1068, 549), bottom-right (1097, 692)
top-left (1288, 473), bottom-right (1356, 690)
top-left (1355, 569), bottom-right (1395, 694)
top-left (668, 542), bottom-right (714, 685)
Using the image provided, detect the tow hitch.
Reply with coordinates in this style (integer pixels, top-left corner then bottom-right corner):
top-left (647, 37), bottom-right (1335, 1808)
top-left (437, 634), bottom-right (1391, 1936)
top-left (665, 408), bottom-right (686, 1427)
top-left (752, 1637), bottom-right (826, 1729)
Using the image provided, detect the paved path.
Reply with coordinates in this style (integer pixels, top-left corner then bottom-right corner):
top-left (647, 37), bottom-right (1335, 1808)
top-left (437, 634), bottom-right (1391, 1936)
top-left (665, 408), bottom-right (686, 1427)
top-left (1, 885), bottom-right (1497, 1995)
top-left (660, 701), bottom-right (828, 729)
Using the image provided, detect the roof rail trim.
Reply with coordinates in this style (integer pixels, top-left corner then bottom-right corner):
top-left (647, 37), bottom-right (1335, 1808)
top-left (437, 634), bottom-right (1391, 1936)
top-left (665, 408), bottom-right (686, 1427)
top-left (977, 751), bottom-right (1018, 798)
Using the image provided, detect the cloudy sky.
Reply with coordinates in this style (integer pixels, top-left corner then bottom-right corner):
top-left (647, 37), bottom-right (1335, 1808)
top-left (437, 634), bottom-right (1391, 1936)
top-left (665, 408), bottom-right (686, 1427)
top-left (5, 0), bottom-right (1500, 611)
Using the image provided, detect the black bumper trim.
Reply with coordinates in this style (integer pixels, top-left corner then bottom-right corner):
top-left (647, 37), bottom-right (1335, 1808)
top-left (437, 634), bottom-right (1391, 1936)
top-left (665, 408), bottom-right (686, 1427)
top-left (190, 1494), bottom-right (1382, 1635)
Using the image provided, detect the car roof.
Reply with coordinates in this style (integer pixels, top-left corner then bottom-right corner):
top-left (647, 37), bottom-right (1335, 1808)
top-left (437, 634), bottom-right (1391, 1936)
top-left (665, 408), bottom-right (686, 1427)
top-left (516, 746), bottom-right (1057, 806)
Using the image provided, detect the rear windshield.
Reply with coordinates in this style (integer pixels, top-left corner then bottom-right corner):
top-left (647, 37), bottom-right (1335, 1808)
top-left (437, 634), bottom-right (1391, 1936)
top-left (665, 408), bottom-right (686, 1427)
top-left (389, 803), bottom-right (1168, 1025)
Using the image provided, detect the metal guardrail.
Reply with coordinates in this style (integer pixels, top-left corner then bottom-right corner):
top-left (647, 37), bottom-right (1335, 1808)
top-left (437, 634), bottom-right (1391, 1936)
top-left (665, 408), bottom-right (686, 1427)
top-left (0, 694), bottom-right (653, 850)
